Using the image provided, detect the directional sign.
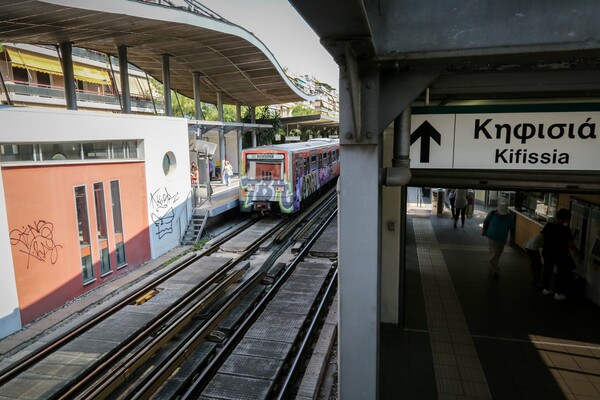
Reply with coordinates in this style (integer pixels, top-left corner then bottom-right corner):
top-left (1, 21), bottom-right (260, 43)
top-left (409, 114), bottom-right (454, 168)
top-left (410, 121), bottom-right (441, 163)
top-left (409, 108), bottom-right (600, 170)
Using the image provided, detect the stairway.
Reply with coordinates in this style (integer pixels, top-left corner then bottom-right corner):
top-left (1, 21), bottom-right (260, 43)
top-left (181, 212), bottom-right (208, 245)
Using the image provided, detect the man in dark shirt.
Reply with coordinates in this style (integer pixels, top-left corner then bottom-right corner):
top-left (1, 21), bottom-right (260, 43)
top-left (541, 208), bottom-right (577, 300)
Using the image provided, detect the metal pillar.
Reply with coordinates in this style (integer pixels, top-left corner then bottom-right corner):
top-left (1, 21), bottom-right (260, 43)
top-left (250, 106), bottom-right (257, 147)
top-left (59, 42), bottom-right (77, 110)
top-left (219, 126), bottom-right (226, 185)
top-left (381, 125), bottom-right (401, 325)
top-left (118, 45), bottom-right (131, 114)
top-left (162, 54), bottom-right (172, 116)
top-left (338, 64), bottom-right (380, 400)
top-left (217, 91), bottom-right (224, 122)
top-left (236, 103), bottom-right (243, 170)
top-left (193, 72), bottom-right (201, 120)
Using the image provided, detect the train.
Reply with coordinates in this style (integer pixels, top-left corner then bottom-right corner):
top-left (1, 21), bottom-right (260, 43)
top-left (239, 138), bottom-right (340, 215)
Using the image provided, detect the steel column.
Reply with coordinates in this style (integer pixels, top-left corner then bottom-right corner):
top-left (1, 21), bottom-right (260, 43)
top-left (338, 66), bottom-right (380, 400)
top-left (217, 92), bottom-right (224, 122)
top-left (59, 42), bottom-right (77, 110)
top-left (162, 54), bottom-right (172, 116)
top-left (118, 45), bottom-right (131, 113)
top-left (236, 103), bottom-right (242, 169)
top-left (193, 72), bottom-right (201, 120)
top-left (219, 126), bottom-right (226, 185)
top-left (250, 106), bottom-right (257, 147)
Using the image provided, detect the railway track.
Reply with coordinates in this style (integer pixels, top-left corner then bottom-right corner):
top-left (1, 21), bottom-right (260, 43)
top-left (0, 189), bottom-right (339, 400)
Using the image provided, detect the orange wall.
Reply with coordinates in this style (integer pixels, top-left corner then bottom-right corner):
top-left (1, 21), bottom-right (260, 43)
top-left (3, 162), bottom-right (150, 323)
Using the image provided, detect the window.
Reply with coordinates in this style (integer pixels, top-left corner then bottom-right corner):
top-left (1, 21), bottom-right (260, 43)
top-left (112, 141), bottom-right (138, 159)
top-left (75, 186), bottom-right (94, 283)
top-left (247, 161), bottom-right (283, 180)
top-left (37, 71), bottom-right (51, 87)
top-left (110, 181), bottom-right (126, 267)
top-left (322, 151), bottom-right (329, 167)
top-left (1, 141), bottom-right (141, 162)
top-left (311, 155), bottom-right (317, 171)
top-left (41, 143), bottom-right (81, 161)
top-left (83, 142), bottom-right (109, 159)
top-left (12, 67), bottom-right (28, 84)
top-left (94, 183), bottom-right (111, 275)
top-left (0, 144), bottom-right (34, 161)
top-left (295, 157), bottom-right (302, 178)
top-left (162, 151), bottom-right (176, 176)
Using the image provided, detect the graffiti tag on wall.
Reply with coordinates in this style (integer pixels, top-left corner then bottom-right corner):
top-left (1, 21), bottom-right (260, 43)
top-left (10, 220), bottom-right (62, 268)
top-left (150, 187), bottom-right (179, 239)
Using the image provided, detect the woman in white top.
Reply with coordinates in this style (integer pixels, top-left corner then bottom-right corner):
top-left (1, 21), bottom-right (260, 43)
top-left (223, 160), bottom-right (234, 186)
top-left (453, 188), bottom-right (468, 228)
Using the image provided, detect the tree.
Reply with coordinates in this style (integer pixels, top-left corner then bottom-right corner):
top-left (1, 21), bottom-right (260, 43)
top-left (148, 77), bottom-right (240, 121)
top-left (242, 106), bottom-right (281, 148)
top-left (291, 102), bottom-right (317, 116)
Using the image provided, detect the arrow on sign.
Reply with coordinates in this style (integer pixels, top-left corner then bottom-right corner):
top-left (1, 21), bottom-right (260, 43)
top-left (410, 120), bottom-right (442, 163)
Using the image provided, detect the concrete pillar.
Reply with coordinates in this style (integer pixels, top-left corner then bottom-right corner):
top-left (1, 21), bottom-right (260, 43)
top-left (193, 71), bottom-right (201, 120)
top-left (162, 54), bottom-right (172, 116)
top-left (59, 42), bottom-right (77, 110)
top-left (118, 45), bottom-right (131, 114)
top-left (338, 67), bottom-right (380, 400)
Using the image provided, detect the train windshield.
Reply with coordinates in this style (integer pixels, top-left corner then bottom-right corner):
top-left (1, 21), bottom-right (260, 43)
top-left (246, 153), bottom-right (285, 180)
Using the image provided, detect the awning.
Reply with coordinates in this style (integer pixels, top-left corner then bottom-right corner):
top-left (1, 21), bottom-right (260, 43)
top-left (6, 48), bottom-right (111, 85)
top-left (113, 74), bottom-right (150, 97)
top-left (72, 64), bottom-right (111, 85)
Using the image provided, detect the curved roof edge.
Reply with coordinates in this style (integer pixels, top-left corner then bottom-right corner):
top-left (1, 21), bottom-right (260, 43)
top-left (1, 0), bottom-right (317, 105)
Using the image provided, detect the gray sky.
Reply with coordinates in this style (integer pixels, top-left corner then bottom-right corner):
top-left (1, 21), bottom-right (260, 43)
top-left (199, 0), bottom-right (339, 89)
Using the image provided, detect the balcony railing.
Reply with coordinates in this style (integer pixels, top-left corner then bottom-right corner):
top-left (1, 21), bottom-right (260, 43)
top-left (1, 80), bottom-right (159, 113)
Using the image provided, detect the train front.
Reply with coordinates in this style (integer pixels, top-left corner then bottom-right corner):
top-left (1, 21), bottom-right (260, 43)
top-left (239, 149), bottom-right (295, 215)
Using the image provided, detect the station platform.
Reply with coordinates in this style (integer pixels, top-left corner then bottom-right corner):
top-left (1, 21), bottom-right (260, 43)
top-left (383, 188), bottom-right (600, 399)
top-left (195, 176), bottom-right (240, 218)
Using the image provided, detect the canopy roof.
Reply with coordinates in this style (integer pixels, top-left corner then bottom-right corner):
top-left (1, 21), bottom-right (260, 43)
top-left (0, 0), bottom-right (313, 106)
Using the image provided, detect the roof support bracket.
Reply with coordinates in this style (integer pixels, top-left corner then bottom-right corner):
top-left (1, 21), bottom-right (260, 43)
top-left (342, 44), bottom-right (379, 145)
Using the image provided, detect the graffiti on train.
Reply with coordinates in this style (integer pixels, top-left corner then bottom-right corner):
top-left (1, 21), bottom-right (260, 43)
top-left (150, 187), bottom-right (179, 239)
top-left (240, 176), bottom-right (294, 212)
top-left (10, 219), bottom-right (62, 268)
top-left (295, 165), bottom-right (338, 207)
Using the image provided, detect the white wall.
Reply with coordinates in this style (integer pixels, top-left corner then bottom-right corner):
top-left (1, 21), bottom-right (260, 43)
top-left (0, 107), bottom-right (191, 260)
top-left (0, 166), bottom-right (22, 338)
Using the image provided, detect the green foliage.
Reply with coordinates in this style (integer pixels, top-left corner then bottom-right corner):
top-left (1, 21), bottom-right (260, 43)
top-left (193, 236), bottom-right (211, 250)
top-left (291, 102), bottom-right (317, 116)
top-left (242, 106), bottom-right (281, 148)
top-left (148, 77), bottom-right (239, 121)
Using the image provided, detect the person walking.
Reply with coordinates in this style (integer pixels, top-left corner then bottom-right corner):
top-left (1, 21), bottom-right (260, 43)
top-left (453, 188), bottom-right (468, 228)
top-left (482, 203), bottom-right (515, 279)
top-left (447, 188), bottom-right (456, 218)
top-left (223, 160), bottom-right (234, 187)
top-left (524, 232), bottom-right (544, 287)
top-left (541, 208), bottom-right (577, 300)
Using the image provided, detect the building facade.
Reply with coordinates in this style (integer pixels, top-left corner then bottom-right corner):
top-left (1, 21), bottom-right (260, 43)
top-left (0, 107), bottom-right (191, 336)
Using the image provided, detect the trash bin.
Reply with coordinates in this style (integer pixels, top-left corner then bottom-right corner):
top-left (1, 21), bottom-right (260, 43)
top-left (466, 189), bottom-right (475, 218)
top-left (432, 188), bottom-right (445, 217)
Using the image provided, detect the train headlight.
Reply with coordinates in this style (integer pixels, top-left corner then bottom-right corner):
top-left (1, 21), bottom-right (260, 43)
top-left (275, 186), bottom-right (284, 192)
